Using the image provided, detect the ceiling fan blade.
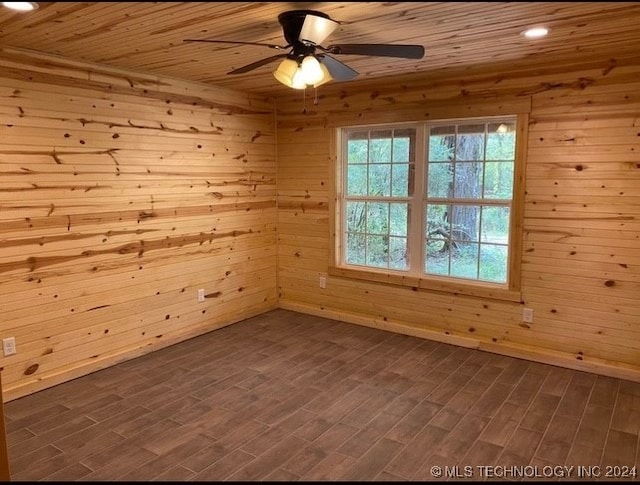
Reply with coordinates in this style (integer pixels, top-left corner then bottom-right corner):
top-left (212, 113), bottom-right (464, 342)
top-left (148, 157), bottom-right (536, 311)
top-left (228, 54), bottom-right (289, 74)
top-left (299, 13), bottom-right (339, 45)
top-left (184, 39), bottom-right (288, 50)
top-left (318, 54), bottom-right (358, 81)
top-left (327, 44), bottom-right (425, 59)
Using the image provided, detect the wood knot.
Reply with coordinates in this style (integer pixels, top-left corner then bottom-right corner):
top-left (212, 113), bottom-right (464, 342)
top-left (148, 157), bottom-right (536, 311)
top-left (138, 211), bottom-right (156, 220)
top-left (577, 77), bottom-right (594, 89)
top-left (604, 280), bottom-right (615, 287)
top-left (24, 363), bottom-right (39, 375)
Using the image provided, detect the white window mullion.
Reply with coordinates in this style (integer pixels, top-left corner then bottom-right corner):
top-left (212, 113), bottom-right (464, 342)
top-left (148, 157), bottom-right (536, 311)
top-left (477, 205), bottom-right (484, 279)
top-left (410, 123), bottom-right (426, 275)
top-left (340, 132), bottom-right (347, 266)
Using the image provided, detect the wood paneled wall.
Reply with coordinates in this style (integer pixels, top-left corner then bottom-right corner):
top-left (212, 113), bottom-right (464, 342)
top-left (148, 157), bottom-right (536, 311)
top-left (276, 54), bottom-right (640, 382)
top-left (0, 48), bottom-right (277, 400)
top-left (1, 45), bottom-right (639, 401)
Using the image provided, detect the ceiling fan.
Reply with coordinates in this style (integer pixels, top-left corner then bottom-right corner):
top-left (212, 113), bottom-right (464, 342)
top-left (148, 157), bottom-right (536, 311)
top-left (185, 9), bottom-right (425, 89)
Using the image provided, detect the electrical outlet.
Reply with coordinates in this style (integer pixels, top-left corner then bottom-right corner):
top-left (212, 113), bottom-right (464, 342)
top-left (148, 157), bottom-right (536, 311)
top-left (523, 308), bottom-right (534, 323)
top-left (3, 337), bottom-right (16, 357)
top-left (319, 276), bottom-right (326, 289)
top-left (197, 289), bottom-right (205, 302)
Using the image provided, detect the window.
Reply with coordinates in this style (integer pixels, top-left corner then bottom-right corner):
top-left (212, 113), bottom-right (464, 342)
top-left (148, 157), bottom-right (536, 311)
top-left (344, 127), bottom-right (415, 271)
top-left (336, 116), bottom-right (523, 297)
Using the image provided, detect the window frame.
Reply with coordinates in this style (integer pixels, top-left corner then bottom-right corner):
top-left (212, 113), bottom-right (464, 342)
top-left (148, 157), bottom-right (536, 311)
top-left (330, 114), bottom-right (528, 302)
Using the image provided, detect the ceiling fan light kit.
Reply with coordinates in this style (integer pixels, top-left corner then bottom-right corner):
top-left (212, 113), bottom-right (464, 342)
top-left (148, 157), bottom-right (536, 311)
top-left (274, 54), bottom-right (333, 89)
top-left (185, 9), bottom-right (425, 93)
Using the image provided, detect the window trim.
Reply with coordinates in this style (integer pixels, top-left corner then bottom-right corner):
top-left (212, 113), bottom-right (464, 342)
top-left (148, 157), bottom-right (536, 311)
top-left (330, 113), bottom-right (528, 302)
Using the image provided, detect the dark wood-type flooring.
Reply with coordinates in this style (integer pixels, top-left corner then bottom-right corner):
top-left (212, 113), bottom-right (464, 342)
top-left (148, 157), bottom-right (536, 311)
top-left (5, 309), bottom-right (640, 481)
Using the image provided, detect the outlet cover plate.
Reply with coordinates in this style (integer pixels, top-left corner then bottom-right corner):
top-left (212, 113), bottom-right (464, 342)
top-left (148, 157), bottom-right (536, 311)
top-left (3, 337), bottom-right (16, 356)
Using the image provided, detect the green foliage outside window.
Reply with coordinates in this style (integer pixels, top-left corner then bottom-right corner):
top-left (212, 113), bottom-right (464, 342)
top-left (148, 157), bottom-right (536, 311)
top-left (425, 122), bottom-right (515, 283)
top-left (345, 130), bottom-right (412, 271)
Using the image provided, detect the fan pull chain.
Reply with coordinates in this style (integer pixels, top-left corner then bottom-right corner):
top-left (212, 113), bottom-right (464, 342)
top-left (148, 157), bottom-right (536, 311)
top-left (301, 87), bottom-right (321, 114)
top-left (302, 87), bottom-right (307, 114)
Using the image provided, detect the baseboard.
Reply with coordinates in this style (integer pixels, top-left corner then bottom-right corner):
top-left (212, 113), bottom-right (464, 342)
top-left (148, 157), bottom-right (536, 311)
top-left (279, 300), bottom-right (640, 384)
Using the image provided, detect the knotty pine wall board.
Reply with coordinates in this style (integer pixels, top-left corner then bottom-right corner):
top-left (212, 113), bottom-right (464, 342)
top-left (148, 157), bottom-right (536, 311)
top-left (275, 53), bottom-right (640, 382)
top-left (0, 49), bottom-right (277, 400)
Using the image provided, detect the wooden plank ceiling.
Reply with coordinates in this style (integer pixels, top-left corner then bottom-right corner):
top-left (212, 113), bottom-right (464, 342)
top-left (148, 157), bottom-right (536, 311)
top-left (0, 2), bottom-right (639, 94)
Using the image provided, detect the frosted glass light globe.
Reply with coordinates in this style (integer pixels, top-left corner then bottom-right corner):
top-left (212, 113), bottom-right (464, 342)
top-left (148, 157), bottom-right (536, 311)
top-left (300, 56), bottom-right (324, 85)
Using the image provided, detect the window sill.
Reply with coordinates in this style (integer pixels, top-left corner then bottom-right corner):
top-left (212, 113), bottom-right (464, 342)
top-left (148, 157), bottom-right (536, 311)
top-left (328, 265), bottom-right (522, 303)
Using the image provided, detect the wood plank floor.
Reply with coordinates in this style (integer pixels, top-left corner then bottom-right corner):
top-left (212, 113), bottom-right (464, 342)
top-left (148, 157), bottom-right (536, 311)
top-left (5, 309), bottom-right (640, 481)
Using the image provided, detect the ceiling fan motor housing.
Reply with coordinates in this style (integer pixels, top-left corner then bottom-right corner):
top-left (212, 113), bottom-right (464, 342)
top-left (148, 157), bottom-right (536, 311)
top-left (278, 10), bottom-right (331, 46)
